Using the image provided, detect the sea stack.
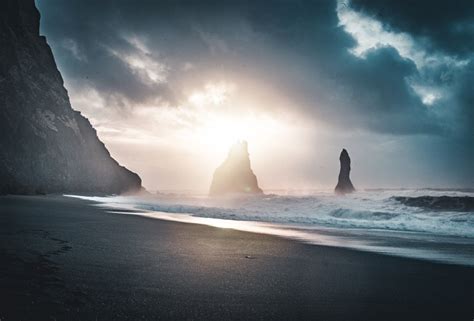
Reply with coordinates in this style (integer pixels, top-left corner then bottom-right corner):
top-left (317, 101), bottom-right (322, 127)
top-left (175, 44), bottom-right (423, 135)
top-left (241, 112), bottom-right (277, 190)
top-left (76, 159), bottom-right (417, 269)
top-left (0, 0), bottom-right (142, 194)
top-left (209, 141), bottom-right (263, 196)
top-left (335, 148), bottom-right (355, 194)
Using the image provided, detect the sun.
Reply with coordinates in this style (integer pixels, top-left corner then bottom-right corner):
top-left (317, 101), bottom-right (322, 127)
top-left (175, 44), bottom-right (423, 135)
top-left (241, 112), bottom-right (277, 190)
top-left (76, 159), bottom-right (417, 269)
top-left (200, 115), bottom-right (247, 149)
top-left (181, 80), bottom-right (292, 165)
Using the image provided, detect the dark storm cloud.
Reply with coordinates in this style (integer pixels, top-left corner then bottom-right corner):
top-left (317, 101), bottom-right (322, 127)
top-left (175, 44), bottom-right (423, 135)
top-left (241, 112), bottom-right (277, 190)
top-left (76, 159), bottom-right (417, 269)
top-left (36, 0), bottom-right (472, 136)
top-left (37, 0), bottom-right (180, 107)
top-left (348, 0), bottom-right (474, 139)
top-left (230, 0), bottom-right (444, 134)
top-left (316, 47), bottom-right (441, 134)
top-left (351, 0), bottom-right (474, 56)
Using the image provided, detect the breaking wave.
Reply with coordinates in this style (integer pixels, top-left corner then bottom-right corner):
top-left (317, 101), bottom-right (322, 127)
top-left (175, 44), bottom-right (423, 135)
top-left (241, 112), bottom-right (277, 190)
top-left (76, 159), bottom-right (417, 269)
top-left (71, 189), bottom-right (474, 238)
top-left (391, 196), bottom-right (474, 212)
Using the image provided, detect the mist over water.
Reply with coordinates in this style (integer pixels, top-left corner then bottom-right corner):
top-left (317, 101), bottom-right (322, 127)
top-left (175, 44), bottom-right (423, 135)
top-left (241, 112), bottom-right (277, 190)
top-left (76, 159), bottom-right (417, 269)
top-left (69, 189), bottom-right (474, 266)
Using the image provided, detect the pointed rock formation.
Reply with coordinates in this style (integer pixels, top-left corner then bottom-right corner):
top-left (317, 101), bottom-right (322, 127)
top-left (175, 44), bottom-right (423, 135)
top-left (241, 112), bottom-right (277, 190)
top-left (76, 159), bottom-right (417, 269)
top-left (0, 0), bottom-right (142, 194)
top-left (335, 148), bottom-right (355, 194)
top-left (209, 141), bottom-right (263, 196)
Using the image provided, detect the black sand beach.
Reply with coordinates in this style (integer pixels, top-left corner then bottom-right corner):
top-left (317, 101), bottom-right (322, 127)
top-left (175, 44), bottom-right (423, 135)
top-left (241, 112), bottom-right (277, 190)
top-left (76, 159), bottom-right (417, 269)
top-left (0, 195), bottom-right (473, 321)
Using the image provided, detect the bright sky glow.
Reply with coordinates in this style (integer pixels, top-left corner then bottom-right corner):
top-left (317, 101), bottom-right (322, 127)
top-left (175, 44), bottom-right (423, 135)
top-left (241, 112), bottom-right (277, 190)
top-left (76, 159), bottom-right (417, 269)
top-left (69, 78), bottom-right (314, 191)
top-left (188, 82), bottom-right (236, 106)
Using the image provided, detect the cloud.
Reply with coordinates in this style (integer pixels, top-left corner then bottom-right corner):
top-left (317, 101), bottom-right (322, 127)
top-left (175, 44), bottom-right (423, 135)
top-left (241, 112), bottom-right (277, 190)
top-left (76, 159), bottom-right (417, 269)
top-left (107, 35), bottom-right (169, 86)
top-left (337, 1), bottom-right (468, 70)
top-left (36, 0), bottom-right (472, 134)
top-left (188, 81), bottom-right (236, 106)
top-left (336, 0), bottom-right (469, 109)
top-left (350, 0), bottom-right (474, 56)
top-left (35, 0), bottom-right (473, 188)
top-left (61, 38), bottom-right (87, 62)
top-left (194, 27), bottom-right (230, 55)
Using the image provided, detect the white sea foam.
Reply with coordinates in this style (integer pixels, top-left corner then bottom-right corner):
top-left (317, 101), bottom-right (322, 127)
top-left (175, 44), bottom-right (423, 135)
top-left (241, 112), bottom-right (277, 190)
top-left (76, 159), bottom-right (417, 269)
top-left (66, 189), bottom-right (474, 266)
top-left (69, 189), bottom-right (474, 238)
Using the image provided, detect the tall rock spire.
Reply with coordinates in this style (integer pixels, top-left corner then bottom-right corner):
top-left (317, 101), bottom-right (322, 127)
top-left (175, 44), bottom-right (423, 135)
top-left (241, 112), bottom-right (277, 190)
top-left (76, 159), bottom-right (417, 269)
top-left (335, 148), bottom-right (355, 194)
top-left (209, 141), bottom-right (263, 196)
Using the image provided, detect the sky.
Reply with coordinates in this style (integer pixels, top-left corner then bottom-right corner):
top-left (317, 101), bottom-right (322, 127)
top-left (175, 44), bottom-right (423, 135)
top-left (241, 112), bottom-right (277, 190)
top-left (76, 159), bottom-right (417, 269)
top-left (36, 0), bottom-right (473, 191)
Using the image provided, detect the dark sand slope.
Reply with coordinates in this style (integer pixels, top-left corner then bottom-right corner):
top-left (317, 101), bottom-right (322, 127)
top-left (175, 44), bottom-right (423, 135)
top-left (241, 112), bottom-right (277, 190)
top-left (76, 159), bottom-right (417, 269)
top-left (0, 196), bottom-right (473, 321)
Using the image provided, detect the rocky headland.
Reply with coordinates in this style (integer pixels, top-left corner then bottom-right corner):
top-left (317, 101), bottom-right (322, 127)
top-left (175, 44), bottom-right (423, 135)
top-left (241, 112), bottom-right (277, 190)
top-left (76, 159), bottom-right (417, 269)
top-left (0, 0), bottom-right (141, 194)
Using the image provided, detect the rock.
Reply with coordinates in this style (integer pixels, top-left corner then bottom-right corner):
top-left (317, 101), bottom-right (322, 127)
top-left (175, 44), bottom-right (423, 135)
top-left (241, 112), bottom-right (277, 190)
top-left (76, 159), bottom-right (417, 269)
top-left (209, 141), bottom-right (263, 196)
top-left (335, 148), bottom-right (355, 194)
top-left (0, 0), bottom-right (142, 195)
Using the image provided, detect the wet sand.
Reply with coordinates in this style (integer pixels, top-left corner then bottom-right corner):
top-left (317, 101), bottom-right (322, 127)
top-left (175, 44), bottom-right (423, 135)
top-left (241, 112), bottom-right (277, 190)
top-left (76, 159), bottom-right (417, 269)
top-left (0, 195), bottom-right (473, 320)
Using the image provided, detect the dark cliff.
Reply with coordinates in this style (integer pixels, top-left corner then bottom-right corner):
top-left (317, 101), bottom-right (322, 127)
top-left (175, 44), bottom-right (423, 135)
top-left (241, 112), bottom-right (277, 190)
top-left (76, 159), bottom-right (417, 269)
top-left (209, 141), bottom-right (263, 196)
top-left (0, 0), bottom-right (142, 195)
top-left (335, 148), bottom-right (355, 194)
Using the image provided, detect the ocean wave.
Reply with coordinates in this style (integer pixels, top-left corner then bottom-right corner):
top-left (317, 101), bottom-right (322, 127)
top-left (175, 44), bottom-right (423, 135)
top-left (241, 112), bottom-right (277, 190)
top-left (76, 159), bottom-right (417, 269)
top-left (329, 208), bottom-right (400, 220)
top-left (68, 190), bottom-right (474, 238)
top-left (66, 192), bottom-right (474, 266)
top-left (391, 196), bottom-right (474, 211)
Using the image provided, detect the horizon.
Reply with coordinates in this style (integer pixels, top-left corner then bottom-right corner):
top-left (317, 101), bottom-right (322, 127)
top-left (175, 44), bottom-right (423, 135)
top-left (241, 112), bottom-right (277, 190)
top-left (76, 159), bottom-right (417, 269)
top-left (136, 186), bottom-right (474, 196)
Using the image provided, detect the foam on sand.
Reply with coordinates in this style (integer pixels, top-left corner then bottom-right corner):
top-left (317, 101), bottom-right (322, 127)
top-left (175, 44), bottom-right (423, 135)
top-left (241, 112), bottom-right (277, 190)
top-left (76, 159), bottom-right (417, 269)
top-left (67, 189), bottom-right (474, 266)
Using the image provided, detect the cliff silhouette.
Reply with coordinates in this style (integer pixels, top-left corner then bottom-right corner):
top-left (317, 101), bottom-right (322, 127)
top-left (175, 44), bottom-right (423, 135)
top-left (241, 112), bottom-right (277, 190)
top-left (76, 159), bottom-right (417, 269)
top-left (0, 0), bottom-right (142, 194)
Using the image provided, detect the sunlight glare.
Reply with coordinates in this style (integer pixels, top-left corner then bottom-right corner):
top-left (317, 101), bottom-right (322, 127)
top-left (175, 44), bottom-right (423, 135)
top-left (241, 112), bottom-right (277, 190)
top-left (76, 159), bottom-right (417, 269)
top-left (188, 82), bottom-right (236, 106)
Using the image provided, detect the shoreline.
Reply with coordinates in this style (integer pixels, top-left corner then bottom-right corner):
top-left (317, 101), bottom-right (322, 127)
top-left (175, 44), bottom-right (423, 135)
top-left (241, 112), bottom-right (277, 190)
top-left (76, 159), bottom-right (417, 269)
top-left (111, 208), bottom-right (474, 267)
top-left (69, 194), bottom-right (474, 267)
top-left (1, 195), bottom-right (473, 320)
